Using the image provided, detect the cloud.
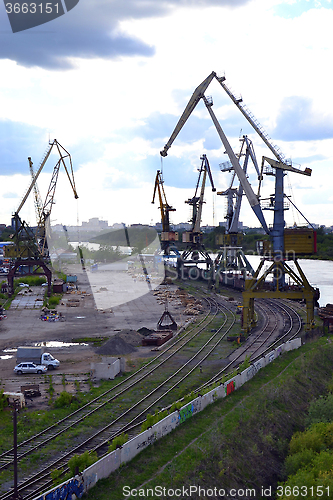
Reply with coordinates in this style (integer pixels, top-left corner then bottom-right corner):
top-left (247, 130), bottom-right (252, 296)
top-left (273, 0), bottom-right (333, 19)
top-left (0, 119), bottom-right (50, 174)
top-left (273, 96), bottom-right (333, 141)
top-left (3, 192), bottom-right (19, 198)
top-left (0, 0), bottom-right (252, 70)
top-left (292, 154), bottom-right (327, 165)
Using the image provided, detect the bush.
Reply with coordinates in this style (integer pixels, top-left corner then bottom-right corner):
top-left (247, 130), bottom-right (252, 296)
top-left (51, 468), bottom-right (64, 485)
top-left (306, 393), bottom-right (333, 426)
top-left (48, 295), bottom-right (61, 308)
top-left (289, 422), bottom-right (333, 455)
top-left (54, 391), bottom-right (74, 408)
top-left (68, 451), bottom-right (98, 476)
top-left (108, 433), bottom-right (128, 452)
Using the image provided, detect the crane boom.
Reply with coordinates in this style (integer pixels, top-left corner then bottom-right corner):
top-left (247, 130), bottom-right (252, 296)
top-left (214, 75), bottom-right (287, 164)
top-left (16, 141), bottom-right (54, 215)
top-left (203, 96), bottom-right (269, 234)
top-left (28, 157), bottom-right (43, 225)
top-left (160, 72), bottom-right (216, 157)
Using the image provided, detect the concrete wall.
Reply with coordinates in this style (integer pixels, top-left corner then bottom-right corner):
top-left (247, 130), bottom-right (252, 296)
top-left (90, 357), bottom-right (121, 380)
top-left (33, 338), bottom-right (303, 500)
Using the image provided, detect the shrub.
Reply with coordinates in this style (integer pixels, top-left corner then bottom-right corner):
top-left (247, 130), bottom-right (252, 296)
top-left (54, 391), bottom-right (74, 408)
top-left (51, 468), bottom-right (64, 485)
top-left (306, 393), bottom-right (333, 426)
top-left (68, 451), bottom-right (98, 476)
top-left (289, 422), bottom-right (333, 455)
top-left (108, 433), bottom-right (128, 452)
top-left (48, 295), bottom-right (61, 308)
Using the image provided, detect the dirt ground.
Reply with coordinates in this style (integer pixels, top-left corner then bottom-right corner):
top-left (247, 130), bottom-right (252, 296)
top-left (0, 268), bottom-right (199, 400)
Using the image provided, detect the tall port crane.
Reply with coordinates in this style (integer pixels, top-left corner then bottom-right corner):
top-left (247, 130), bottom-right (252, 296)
top-left (179, 154), bottom-right (216, 279)
top-left (161, 72), bottom-right (318, 331)
top-left (152, 170), bottom-right (179, 256)
top-left (214, 135), bottom-right (258, 278)
top-left (6, 140), bottom-right (78, 296)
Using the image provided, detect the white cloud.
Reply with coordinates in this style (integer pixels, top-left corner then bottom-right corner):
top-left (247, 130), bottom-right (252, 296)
top-left (1, 0), bottom-right (333, 230)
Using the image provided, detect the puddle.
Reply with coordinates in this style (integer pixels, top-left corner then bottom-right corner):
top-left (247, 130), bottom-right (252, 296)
top-left (34, 341), bottom-right (89, 348)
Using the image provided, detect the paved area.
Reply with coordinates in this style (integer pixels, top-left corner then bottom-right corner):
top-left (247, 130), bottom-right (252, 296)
top-left (10, 286), bottom-right (45, 309)
top-left (0, 265), bottom-right (186, 392)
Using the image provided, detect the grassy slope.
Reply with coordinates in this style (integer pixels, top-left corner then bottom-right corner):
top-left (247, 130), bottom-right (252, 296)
top-left (85, 334), bottom-right (333, 499)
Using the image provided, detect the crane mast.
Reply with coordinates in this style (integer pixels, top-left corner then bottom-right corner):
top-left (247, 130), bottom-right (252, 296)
top-left (152, 170), bottom-right (179, 256)
top-left (179, 154), bottom-right (215, 280)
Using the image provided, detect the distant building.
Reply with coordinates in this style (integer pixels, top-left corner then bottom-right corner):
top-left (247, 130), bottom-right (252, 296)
top-left (174, 222), bottom-right (191, 231)
top-left (82, 218), bottom-right (108, 229)
top-left (219, 221), bottom-right (243, 230)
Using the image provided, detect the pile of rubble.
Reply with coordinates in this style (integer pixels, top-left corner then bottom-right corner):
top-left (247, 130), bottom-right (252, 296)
top-left (153, 287), bottom-right (203, 315)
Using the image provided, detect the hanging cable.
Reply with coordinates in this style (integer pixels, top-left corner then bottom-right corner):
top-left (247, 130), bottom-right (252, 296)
top-left (286, 172), bottom-right (300, 227)
top-left (160, 155), bottom-right (164, 182)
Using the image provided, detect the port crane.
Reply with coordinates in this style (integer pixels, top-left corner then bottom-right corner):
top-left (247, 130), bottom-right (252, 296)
top-left (152, 170), bottom-right (179, 256)
top-left (179, 154), bottom-right (216, 279)
top-left (6, 140), bottom-right (78, 296)
top-left (214, 135), bottom-right (258, 279)
top-left (161, 71), bottom-right (318, 331)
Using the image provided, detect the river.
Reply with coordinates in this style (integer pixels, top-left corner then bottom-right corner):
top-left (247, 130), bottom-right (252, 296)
top-left (69, 241), bottom-right (332, 307)
top-left (246, 255), bottom-right (333, 307)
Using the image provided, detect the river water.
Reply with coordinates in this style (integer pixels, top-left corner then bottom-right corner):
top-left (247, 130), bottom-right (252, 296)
top-left (68, 241), bottom-right (333, 308)
top-left (246, 256), bottom-right (333, 307)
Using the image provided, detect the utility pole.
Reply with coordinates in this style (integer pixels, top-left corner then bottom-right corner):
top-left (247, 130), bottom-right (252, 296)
top-left (11, 401), bottom-right (23, 500)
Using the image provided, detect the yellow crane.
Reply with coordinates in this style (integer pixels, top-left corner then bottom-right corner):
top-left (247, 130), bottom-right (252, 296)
top-left (152, 170), bottom-right (179, 255)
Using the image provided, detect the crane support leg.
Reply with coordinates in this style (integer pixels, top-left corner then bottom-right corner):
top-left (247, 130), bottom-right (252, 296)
top-left (241, 259), bottom-right (318, 334)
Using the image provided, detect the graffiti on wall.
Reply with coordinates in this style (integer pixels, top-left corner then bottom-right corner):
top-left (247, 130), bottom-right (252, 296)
top-left (225, 380), bottom-right (235, 396)
top-left (178, 404), bottom-right (193, 423)
top-left (137, 432), bottom-right (156, 450)
top-left (37, 477), bottom-right (84, 500)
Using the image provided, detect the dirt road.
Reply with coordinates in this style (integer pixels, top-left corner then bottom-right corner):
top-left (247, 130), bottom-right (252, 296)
top-left (0, 268), bottom-right (186, 394)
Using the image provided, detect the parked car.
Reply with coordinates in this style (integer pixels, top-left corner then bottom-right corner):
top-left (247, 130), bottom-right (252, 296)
top-left (18, 283), bottom-right (29, 288)
top-left (14, 362), bottom-right (48, 375)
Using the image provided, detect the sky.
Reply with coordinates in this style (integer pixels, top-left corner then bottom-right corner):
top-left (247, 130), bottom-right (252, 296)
top-left (0, 0), bottom-right (333, 233)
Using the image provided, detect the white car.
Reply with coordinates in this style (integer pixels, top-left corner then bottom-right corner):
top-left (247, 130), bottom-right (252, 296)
top-left (18, 283), bottom-right (29, 288)
top-left (14, 362), bottom-right (48, 375)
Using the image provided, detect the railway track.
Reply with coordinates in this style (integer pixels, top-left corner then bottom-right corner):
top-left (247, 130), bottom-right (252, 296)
top-left (1, 290), bottom-right (303, 500)
top-left (1, 295), bottom-right (237, 499)
top-left (197, 296), bottom-right (303, 392)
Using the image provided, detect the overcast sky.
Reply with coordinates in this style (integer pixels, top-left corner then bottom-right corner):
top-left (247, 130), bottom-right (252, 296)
top-left (0, 0), bottom-right (332, 232)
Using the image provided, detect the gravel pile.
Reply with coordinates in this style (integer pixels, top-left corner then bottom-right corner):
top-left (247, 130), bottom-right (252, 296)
top-left (137, 327), bottom-right (154, 337)
top-left (96, 329), bottom-right (143, 355)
